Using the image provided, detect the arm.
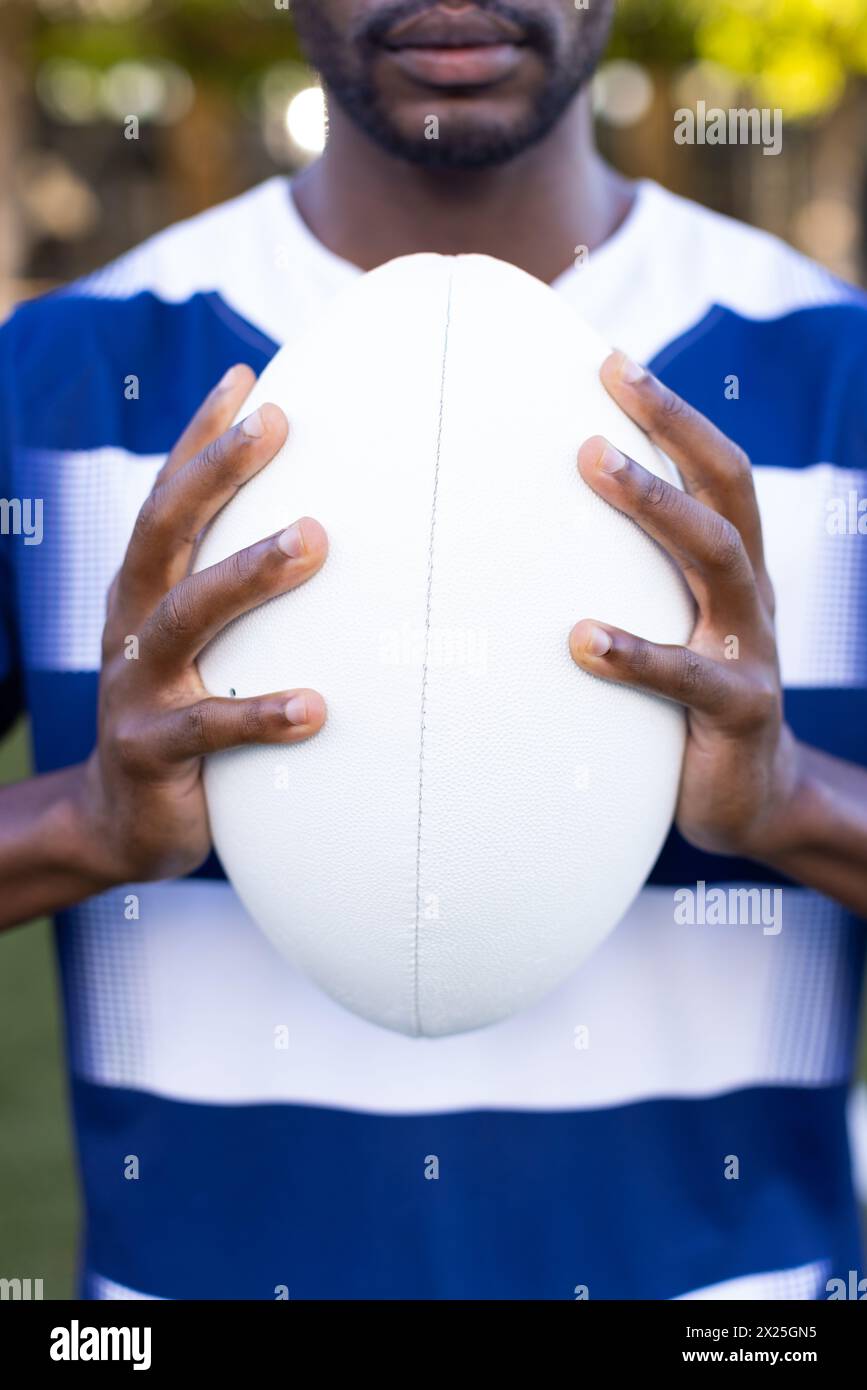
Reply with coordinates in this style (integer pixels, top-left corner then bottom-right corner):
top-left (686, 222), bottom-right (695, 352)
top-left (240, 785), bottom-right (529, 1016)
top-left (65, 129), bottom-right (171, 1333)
top-left (754, 742), bottom-right (867, 917)
top-left (571, 352), bottom-right (867, 918)
top-left (0, 765), bottom-right (115, 924)
top-left (0, 364), bottom-right (328, 931)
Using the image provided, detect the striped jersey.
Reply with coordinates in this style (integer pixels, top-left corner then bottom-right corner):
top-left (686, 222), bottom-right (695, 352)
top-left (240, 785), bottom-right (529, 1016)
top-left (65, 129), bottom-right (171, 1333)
top-left (1, 176), bottom-right (865, 1300)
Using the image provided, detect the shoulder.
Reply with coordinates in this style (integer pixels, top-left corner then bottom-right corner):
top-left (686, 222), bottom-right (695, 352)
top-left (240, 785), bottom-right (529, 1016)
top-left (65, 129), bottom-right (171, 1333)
top-left (79, 174), bottom-right (287, 305)
top-left (76, 175), bottom-right (291, 306)
top-left (0, 179), bottom-right (288, 457)
top-left (635, 183), bottom-right (867, 468)
top-left (640, 180), bottom-right (865, 323)
top-left (3, 175), bottom-right (288, 348)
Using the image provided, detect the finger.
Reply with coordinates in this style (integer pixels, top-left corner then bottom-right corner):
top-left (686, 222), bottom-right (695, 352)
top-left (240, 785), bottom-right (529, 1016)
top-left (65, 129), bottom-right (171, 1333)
top-left (140, 517), bottom-right (327, 672)
top-left (600, 350), bottom-right (769, 588)
top-left (120, 403), bottom-right (289, 615)
top-left (156, 688), bottom-right (327, 763)
top-left (577, 436), bottom-right (757, 624)
top-left (156, 363), bottom-right (257, 485)
top-left (569, 620), bottom-right (735, 718)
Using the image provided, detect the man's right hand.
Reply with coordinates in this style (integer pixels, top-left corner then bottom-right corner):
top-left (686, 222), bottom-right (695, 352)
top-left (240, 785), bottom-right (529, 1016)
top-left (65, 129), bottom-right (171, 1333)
top-left (0, 364), bottom-right (328, 926)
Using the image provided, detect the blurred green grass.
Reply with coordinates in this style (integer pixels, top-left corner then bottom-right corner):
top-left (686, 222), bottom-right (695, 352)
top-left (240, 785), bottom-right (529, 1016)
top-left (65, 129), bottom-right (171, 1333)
top-left (0, 721), bottom-right (78, 1299)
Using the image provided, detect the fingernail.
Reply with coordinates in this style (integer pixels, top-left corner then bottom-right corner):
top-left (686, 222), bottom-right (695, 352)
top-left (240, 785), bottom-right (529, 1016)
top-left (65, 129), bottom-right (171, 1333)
top-left (241, 408), bottom-right (264, 438)
top-left (597, 442), bottom-right (626, 474)
top-left (284, 694), bottom-right (308, 724)
top-left (277, 522), bottom-right (305, 558)
top-left (217, 365), bottom-right (239, 392)
top-left (617, 352), bottom-right (646, 385)
top-left (584, 625), bottom-right (612, 656)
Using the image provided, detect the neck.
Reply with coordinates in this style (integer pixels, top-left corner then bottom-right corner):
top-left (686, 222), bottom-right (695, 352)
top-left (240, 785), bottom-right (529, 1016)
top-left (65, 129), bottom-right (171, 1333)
top-left (292, 91), bottom-right (633, 285)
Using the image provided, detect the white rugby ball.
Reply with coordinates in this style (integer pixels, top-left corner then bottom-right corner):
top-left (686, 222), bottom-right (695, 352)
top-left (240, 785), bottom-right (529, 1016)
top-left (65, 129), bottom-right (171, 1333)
top-left (196, 254), bottom-right (693, 1037)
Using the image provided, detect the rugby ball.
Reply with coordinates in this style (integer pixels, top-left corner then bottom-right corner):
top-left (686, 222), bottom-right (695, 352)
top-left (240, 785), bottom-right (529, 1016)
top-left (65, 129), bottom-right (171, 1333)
top-left (196, 254), bottom-right (693, 1037)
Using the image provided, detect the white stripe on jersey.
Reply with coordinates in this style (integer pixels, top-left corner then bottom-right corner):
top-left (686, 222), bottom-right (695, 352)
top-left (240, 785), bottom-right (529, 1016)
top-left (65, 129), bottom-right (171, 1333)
top-left (89, 1258), bottom-right (831, 1301)
top-left (20, 452), bottom-right (866, 685)
top-left (676, 1259), bottom-right (831, 1301)
top-left (63, 878), bottom-right (854, 1111)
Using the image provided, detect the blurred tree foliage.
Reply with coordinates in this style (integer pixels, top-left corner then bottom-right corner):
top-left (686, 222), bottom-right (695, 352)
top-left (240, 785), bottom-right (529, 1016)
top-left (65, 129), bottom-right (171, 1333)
top-left (26, 0), bottom-right (867, 119)
top-left (690, 0), bottom-right (867, 117)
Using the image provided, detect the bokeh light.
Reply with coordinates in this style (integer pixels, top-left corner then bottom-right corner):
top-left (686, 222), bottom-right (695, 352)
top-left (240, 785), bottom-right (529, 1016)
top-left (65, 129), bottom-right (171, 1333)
top-left (286, 86), bottom-right (327, 156)
top-left (594, 60), bottom-right (654, 128)
top-left (36, 59), bottom-right (101, 124)
top-left (100, 61), bottom-right (194, 125)
top-left (673, 60), bottom-right (743, 112)
top-left (793, 197), bottom-right (859, 262)
top-left (16, 153), bottom-right (100, 240)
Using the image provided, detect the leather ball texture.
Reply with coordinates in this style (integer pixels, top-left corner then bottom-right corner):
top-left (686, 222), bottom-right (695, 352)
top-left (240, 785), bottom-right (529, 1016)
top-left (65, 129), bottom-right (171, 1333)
top-left (195, 254), bottom-right (693, 1038)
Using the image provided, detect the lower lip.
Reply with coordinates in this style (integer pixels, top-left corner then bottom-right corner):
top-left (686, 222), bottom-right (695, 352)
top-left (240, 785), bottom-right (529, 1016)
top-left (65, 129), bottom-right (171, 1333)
top-left (385, 43), bottom-right (525, 87)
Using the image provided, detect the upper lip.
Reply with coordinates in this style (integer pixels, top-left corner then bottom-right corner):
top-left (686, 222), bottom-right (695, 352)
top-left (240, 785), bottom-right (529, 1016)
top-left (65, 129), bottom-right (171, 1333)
top-left (382, 6), bottom-right (526, 49)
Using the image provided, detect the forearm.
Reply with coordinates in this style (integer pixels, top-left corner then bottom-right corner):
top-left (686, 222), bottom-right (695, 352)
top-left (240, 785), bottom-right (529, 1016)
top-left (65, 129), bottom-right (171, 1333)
top-left (0, 764), bottom-right (113, 929)
top-left (756, 741), bottom-right (867, 918)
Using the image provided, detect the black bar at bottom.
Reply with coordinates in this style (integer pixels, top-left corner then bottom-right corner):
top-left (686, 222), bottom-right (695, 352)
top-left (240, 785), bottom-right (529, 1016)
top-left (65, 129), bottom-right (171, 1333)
top-left (1, 1295), bottom-right (864, 1374)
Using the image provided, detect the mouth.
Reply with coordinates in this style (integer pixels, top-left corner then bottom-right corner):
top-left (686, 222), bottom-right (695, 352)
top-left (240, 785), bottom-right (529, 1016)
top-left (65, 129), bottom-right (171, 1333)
top-left (378, 4), bottom-right (529, 88)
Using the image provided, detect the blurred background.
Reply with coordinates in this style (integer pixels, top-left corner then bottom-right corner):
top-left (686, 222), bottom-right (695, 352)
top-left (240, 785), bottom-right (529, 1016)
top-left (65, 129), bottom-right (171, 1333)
top-left (1, 0), bottom-right (866, 1297)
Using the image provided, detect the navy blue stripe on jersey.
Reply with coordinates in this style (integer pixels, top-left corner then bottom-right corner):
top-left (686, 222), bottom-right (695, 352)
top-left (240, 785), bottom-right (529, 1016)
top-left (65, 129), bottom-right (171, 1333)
top-left (784, 687), bottom-right (867, 762)
top-left (71, 1078), bottom-right (860, 1301)
top-left (2, 295), bottom-right (865, 468)
top-left (27, 671), bottom-right (97, 769)
top-left (650, 301), bottom-right (867, 471)
top-left (2, 291), bottom-right (277, 456)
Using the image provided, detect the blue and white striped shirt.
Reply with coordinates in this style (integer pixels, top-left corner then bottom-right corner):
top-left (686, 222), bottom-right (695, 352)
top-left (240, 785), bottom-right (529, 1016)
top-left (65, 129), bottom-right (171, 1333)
top-left (1, 177), bottom-right (865, 1299)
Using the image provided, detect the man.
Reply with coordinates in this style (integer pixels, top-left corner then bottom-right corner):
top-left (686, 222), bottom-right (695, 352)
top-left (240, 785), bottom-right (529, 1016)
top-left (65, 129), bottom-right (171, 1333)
top-left (1, 0), bottom-right (866, 1300)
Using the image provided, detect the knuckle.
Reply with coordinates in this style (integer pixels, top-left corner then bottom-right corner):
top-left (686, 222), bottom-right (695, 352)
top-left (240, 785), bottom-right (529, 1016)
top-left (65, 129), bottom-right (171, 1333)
top-left (197, 435), bottom-right (228, 479)
top-left (673, 645), bottom-right (704, 697)
top-left (709, 518), bottom-right (745, 574)
top-left (153, 585), bottom-right (195, 645)
top-left (657, 387), bottom-right (691, 428)
top-left (726, 442), bottom-right (752, 478)
top-left (181, 701), bottom-right (211, 753)
top-left (226, 543), bottom-right (261, 591)
top-left (631, 638), bottom-right (654, 678)
top-left (639, 470), bottom-right (670, 510)
top-left (100, 652), bottom-right (128, 693)
top-left (239, 699), bottom-right (269, 743)
top-left (759, 572), bottom-right (777, 617)
top-left (112, 720), bottom-right (149, 776)
top-left (101, 622), bottom-right (121, 663)
top-left (721, 447), bottom-right (756, 502)
top-left (132, 490), bottom-right (167, 546)
top-left (740, 679), bottom-right (780, 731)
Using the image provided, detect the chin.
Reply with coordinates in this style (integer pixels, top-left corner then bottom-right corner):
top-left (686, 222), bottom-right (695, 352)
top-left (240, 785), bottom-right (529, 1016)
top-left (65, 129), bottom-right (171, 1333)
top-left (346, 89), bottom-right (572, 170)
top-left (395, 95), bottom-right (533, 144)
